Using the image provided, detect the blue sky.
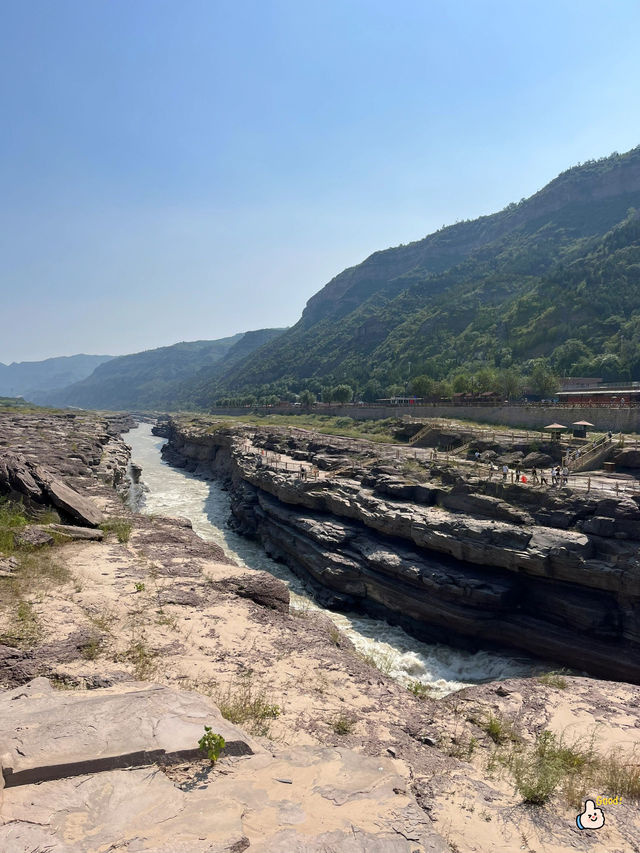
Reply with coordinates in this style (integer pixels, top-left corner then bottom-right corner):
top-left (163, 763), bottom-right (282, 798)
top-left (2, 0), bottom-right (640, 362)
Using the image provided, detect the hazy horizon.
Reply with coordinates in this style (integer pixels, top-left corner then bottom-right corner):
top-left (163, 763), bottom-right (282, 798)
top-left (2, 0), bottom-right (640, 363)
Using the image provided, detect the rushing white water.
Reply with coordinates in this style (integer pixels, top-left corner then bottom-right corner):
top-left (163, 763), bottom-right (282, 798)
top-left (125, 422), bottom-right (539, 696)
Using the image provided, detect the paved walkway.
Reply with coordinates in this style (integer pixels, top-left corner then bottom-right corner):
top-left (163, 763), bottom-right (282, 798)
top-left (241, 430), bottom-right (640, 499)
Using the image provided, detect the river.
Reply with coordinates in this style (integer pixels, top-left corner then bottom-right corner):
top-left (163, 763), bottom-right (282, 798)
top-left (125, 422), bottom-right (539, 696)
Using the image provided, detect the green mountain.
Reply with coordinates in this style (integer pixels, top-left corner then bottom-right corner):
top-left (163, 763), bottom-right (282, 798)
top-left (0, 354), bottom-right (113, 400)
top-left (42, 330), bottom-right (286, 410)
top-left (209, 146), bottom-right (640, 401)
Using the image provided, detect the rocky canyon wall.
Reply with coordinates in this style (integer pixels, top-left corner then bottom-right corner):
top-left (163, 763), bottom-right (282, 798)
top-left (158, 419), bottom-right (640, 683)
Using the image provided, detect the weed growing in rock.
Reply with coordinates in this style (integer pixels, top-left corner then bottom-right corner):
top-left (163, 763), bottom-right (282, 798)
top-left (331, 713), bottom-right (356, 735)
top-left (134, 582), bottom-right (145, 593)
top-left (469, 712), bottom-right (519, 746)
top-left (217, 674), bottom-right (280, 737)
top-left (198, 726), bottom-right (226, 764)
top-left (357, 647), bottom-right (394, 676)
top-left (0, 545), bottom-right (70, 647)
top-left (442, 733), bottom-right (479, 761)
top-left (100, 518), bottom-right (132, 544)
top-left (156, 609), bottom-right (178, 630)
top-left (536, 671), bottom-right (568, 689)
top-left (85, 608), bottom-right (116, 634)
top-left (510, 730), bottom-right (589, 805)
top-left (80, 635), bottom-right (103, 660)
top-left (488, 727), bottom-right (640, 808)
top-left (407, 680), bottom-right (434, 699)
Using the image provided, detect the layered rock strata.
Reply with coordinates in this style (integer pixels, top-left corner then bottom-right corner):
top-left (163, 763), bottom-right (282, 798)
top-left (160, 418), bottom-right (640, 683)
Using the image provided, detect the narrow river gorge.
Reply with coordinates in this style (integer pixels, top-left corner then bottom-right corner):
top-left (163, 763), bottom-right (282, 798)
top-left (125, 421), bottom-right (538, 696)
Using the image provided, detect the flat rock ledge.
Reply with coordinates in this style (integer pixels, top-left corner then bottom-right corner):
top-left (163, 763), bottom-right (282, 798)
top-left (0, 678), bottom-right (446, 852)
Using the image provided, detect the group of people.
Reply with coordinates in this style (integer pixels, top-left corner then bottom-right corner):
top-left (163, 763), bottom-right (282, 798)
top-left (531, 465), bottom-right (570, 486)
top-left (497, 462), bottom-right (569, 487)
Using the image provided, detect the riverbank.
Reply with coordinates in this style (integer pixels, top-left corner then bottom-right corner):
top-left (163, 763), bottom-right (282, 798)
top-left (1, 411), bottom-right (639, 851)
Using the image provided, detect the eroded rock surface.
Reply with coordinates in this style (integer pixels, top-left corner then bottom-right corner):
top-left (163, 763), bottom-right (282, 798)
top-left (0, 678), bottom-right (446, 852)
top-left (160, 418), bottom-right (640, 682)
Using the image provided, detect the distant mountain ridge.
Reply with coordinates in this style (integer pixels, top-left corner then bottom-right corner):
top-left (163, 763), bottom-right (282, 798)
top-left (0, 354), bottom-right (113, 400)
top-left (40, 329), bottom-right (287, 410)
top-left (206, 145), bottom-right (640, 400)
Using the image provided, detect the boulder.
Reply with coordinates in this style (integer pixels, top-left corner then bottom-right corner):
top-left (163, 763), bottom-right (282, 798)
top-left (220, 571), bottom-right (290, 613)
top-left (48, 524), bottom-right (104, 542)
top-left (42, 477), bottom-right (103, 527)
top-left (14, 525), bottom-right (54, 548)
top-left (0, 451), bottom-right (103, 527)
top-left (522, 451), bottom-right (554, 469)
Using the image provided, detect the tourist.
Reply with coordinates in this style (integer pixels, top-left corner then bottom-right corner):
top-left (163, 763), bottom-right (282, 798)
top-left (515, 466), bottom-right (521, 482)
top-left (540, 470), bottom-right (548, 485)
top-left (502, 464), bottom-right (508, 481)
top-left (531, 467), bottom-right (539, 483)
top-left (562, 465), bottom-right (569, 486)
top-left (551, 467), bottom-right (557, 486)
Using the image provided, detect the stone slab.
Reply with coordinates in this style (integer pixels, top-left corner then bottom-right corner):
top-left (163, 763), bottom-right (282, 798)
top-left (49, 523), bottom-right (105, 541)
top-left (0, 745), bottom-right (447, 851)
top-left (0, 678), bottom-right (259, 787)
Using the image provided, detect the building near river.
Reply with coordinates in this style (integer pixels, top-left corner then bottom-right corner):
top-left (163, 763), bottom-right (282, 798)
top-left (558, 386), bottom-right (640, 405)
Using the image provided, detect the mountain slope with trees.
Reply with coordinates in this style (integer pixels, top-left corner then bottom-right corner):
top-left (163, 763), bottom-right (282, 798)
top-left (208, 146), bottom-right (640, 403)
top-left (39, 330), bottom-right (287, 410)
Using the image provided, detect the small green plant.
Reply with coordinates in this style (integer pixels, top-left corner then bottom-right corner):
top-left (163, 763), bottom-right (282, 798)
top-left (198, 726), bottom-right (226, 764)
top-left (100, 518), bottom-right (132, 544)
top-left (80, 635), bottom-right (103, 660)
top-left (445, 734), bottom-right (478, 761)
top-left (471, 712), bottom-right (518, 745)
top-left (117, 633), bottom-right (157, 679)
top-left (357, 647), bottom-right (394, 675)
top-left (408, 680), bottom-right (433, 699)
top-left (511, 730), bottom-right (583, 805)
top-left (134, 582), bottom-right (145, 593)
top-left (331, 713), bottom-right (356, 735)
top-left (536, 671), bottom-right (568, 689)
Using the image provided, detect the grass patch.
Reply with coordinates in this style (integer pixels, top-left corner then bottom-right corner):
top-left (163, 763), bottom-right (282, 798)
top-left (0, 498), bottom-right (29, 554)
top-left (115, 632), bottom-right (157, 679)
top-left (536, 671), bottom-right (568, 689)
top-left (0, 547), bottom-right (70, 647)
top-left (331, 713), bottom-right (356, 735)
top-left (510, 730), bottom-right (591, 805)
top-left (217, 672), bottom-right (280, 737)
top-left (470, 712), bottom-right (519, 746)
top-left (491, 728), bottom-right (640, 807)
top-left (80, 635), bottom-right (103, 661)
top-left (407, 680), bottom-right (435, 699)
top-left (85, 608), bottom-right (117, 634)
top-left (100, 518), bottom-right (132, 544)
top-left (445, 734), bottom-right (479, 761)
top-left (357, 647), bottom-right (394, 676)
